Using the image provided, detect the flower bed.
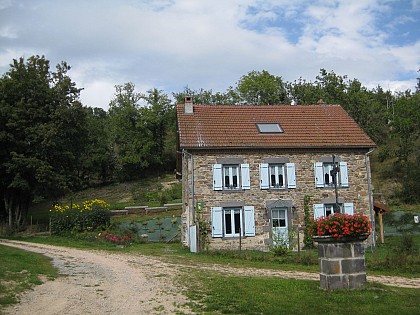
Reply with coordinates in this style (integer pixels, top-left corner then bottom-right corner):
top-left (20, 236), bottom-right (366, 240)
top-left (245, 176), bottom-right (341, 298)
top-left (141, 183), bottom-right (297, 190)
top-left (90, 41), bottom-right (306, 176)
top-left (307, 213), bottom-right (371, 241)
top-left (97, 232), bottom-right (132, 245)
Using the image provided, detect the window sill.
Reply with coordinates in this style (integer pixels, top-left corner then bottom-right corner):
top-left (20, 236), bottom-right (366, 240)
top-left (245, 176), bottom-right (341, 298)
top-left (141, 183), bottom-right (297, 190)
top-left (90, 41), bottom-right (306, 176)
top-left (221, 189), bottom-right (244, 193)
top-left (316, 186), bottom-right (347, 189)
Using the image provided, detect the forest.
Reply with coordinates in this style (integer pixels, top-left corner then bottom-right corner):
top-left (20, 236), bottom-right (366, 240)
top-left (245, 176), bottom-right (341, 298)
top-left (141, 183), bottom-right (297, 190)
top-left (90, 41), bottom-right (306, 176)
top-left (1, 55), bottom-right (419, 229)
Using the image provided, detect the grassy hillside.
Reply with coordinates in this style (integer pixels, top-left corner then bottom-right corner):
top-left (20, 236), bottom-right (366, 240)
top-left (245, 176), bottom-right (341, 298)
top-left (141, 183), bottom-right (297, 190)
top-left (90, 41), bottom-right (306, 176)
top-left (28, 173), bottom-right (181, 225)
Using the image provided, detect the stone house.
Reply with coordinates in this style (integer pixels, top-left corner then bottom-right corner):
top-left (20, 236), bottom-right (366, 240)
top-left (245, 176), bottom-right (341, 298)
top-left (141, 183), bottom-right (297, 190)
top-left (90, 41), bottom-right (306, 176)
top-left (176, 98), bottom-right (376, 252)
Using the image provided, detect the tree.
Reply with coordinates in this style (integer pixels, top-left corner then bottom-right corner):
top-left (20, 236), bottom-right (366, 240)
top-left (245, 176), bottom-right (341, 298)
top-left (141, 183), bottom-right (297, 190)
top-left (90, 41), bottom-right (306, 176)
top-left (108, 83), bottom-right (148, 180)
top-left (314, 69), bottom-right (347, 105)
top-left (141, 88), bottom-right (175, 172)
top-left (81, 107), bottom-right (116, 185)
top-left (236, 70), bottom-right (289, 105)
top-left (287, 77), bottom-right (322, 105)
top-left (173, 87), bottom-right (239, 105)
top-left (0, 56), bottom-right (88, 229)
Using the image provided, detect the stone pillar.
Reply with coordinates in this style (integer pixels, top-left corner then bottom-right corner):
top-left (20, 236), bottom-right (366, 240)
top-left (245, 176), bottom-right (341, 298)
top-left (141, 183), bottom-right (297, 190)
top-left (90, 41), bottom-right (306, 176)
top-left (316, 238), bottom-right (367, 290)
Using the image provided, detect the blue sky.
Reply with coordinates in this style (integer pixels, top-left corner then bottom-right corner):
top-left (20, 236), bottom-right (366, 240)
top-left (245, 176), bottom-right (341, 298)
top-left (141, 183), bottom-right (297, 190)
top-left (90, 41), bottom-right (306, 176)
top-left (1, 0), bottom-right (419, 109)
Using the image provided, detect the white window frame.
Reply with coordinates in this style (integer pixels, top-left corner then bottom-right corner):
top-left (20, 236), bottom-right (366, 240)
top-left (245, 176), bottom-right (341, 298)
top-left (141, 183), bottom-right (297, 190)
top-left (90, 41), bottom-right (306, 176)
top-left (260, 162), bottom-right (296, 189)
top-left (269, 164), bottom-right (286, 189)
top-left (211, 206), bottom-right (255, 238)
top-left (314, 161), bottom-right (349, 188)
top-left (223, 207), bottom-right (242, 237)
top-left (223, 165), bottom-right (240, 190)
top-left (213, 163), bottom-right (250, 191)
top-left (313, 202), bottom-right (354, 219)
top-left (272, 208), bottom-right (287, 228)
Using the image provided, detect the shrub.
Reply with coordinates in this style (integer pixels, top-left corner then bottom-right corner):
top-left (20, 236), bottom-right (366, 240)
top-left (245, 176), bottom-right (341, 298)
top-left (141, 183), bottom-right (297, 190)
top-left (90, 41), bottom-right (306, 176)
top-left (50, 199), bottom-right (111, 235)
top-left (270, 229), bottom-right (296, 257)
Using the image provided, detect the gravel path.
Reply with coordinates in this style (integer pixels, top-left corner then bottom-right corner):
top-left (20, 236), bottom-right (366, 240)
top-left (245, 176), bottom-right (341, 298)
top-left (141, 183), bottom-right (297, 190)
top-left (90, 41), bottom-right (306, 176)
top-left (1, 240), bottom-right (192, 315)
top-left (1, 239), bottom-right (419, 315)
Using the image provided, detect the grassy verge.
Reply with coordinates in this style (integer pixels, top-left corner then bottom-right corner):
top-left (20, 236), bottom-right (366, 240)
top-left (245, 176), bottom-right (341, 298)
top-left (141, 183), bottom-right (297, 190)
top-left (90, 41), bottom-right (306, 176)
top-left (6, 234), bottom-right (420, 277)
top-left (1, 235), bottom-right (418, 314)
top-left (182, 270), bottom-right (419, 315)
top-left (0, 244), bottom-right (58, 310)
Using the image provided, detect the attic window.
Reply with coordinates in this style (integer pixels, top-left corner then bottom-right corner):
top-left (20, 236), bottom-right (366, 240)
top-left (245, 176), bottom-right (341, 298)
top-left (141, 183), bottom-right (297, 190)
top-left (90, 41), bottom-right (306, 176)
top-left (256, 123), bottom-right (283, 133)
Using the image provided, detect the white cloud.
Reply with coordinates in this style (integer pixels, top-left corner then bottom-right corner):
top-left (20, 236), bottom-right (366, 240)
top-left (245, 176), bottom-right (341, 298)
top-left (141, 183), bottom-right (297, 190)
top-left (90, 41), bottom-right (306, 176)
top-left (0, 0), bottom-right (418, 109)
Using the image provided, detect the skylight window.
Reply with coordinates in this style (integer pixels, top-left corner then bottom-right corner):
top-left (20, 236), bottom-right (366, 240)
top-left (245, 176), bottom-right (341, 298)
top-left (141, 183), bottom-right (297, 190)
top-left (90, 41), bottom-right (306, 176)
top-left (256, 123), bottom-right (283, 133)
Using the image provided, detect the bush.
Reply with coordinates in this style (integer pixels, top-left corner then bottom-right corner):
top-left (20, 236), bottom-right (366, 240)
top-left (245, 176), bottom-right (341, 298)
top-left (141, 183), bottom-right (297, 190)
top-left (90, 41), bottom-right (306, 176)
top-left (270, 229), bottom-right (296, 257)
top-left (50, 199), bottom-right (111, 235)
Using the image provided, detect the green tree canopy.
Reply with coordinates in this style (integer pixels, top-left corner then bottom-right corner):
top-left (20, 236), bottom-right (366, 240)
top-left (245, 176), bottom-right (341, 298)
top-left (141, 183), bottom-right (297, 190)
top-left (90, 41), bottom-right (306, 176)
top-left (0, 56), bottom-right (88, 229)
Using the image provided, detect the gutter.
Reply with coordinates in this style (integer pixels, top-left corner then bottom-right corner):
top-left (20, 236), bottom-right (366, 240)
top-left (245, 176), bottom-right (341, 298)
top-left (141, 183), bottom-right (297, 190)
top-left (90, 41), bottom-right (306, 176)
top-left (180, 145), bottom-right (376, 151)
top-left (365, 148), bottom-right (376, 248)
top-left (182, 150), bottom-right (195, 224)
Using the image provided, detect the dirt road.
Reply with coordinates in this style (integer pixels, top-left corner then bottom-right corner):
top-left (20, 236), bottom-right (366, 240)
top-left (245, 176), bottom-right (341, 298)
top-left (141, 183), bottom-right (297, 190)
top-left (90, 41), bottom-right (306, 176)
top-left (1, 240), bottom-right (419, 315)
top-left (1, 240), bottom-right (192, 315)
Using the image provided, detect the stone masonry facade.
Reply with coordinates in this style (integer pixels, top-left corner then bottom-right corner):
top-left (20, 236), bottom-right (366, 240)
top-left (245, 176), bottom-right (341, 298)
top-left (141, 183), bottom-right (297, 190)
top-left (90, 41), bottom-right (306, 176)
top-left (181, 149), bottom-right (372, 252)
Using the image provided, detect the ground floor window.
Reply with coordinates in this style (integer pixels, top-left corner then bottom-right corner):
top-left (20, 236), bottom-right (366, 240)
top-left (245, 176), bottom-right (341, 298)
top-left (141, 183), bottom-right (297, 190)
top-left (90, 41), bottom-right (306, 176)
top-left (211, 205), bottom-right (255, 238)
top-left (224, 208), bottom-right (242, 237)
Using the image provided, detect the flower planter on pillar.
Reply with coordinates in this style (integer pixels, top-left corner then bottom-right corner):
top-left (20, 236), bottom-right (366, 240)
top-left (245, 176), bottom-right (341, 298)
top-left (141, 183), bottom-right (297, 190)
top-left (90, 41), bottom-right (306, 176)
top-left (313, 235), bottom-right (368, 290)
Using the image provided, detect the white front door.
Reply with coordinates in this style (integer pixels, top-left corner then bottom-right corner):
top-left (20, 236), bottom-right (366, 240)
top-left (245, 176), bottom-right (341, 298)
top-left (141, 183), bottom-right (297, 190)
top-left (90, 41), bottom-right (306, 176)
top-left (272, 208), bottom-right (288, 246)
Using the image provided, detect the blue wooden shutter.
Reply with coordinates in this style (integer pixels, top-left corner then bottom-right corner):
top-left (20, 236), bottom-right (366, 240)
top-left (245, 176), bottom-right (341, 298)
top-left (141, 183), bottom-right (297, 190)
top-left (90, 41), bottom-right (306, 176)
top-left (286, 163), bottom-right (296, 188)
top-left (241, 164), bottom-right (250, 190)
top-left (339, 162), bottom-right (349, 187)
top-left (211, 207), bottom-right (223, 237)
top-left (212, 164), bottom-right (222, 191)
top-left (244, 206), bottom-right (255, 236)
top-left (314, 162), bottom-right (324, 187)
top-left (343, 203), bottom-right (354, 215)
top-left (313, 204), bottom-right (324, 219)
top-left (260, 163), bottom-right (269, 189)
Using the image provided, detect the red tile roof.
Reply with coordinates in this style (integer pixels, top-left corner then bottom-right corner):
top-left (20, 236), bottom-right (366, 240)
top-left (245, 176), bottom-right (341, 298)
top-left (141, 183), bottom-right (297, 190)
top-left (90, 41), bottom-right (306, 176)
top-left (177, 104), bottom-right (376, 149)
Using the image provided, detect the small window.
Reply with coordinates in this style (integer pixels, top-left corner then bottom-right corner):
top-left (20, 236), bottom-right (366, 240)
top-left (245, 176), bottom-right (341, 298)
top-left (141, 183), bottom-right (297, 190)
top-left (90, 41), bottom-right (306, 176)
top-left (269, 164), bottom-right (285, 188)
top-left (315, 161), bottom-right (349, 188)
top-left (211, 206), bottom-right (255, 238)
top-left (272, 208), bottom-right (287, 228)
top-left (313, 203), bottom-right (354, 219)
top-left (260, 162), bottom-right (296, 189)
top-left (213, 163), bottom-right (250, 191)
top-left (256, 123), bottom-right (283, 133)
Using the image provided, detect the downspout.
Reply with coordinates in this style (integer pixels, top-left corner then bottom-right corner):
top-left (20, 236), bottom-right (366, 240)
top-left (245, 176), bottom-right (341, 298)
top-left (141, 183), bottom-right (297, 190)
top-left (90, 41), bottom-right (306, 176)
top-left (183, 150), bottom-right (195, 225)
top-left (365, 148), bottom-right (376, 248)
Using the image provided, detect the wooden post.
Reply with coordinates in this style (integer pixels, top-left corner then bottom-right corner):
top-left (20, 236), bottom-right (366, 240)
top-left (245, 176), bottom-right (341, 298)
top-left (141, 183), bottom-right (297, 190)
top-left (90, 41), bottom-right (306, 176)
top-left (378, 211), bottom-right (384, 244)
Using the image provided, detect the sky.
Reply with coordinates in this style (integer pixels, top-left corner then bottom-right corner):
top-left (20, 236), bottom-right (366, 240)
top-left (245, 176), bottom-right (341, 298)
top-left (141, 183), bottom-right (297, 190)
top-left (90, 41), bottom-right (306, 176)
top-left (1, 0), bottom-right (419, 110)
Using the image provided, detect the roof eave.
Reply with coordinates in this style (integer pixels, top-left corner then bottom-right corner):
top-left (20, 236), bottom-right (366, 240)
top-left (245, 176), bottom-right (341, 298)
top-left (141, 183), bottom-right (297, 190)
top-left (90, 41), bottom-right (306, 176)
top-left (179, 145), bottom-right (377, 151)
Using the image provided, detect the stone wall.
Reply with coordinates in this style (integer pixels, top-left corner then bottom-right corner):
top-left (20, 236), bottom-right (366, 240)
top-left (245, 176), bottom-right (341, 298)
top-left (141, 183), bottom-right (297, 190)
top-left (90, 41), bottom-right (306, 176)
top-left (181, 149), bottom-right (372, 251)
top-left (317, 240), bottom-right (367, 289)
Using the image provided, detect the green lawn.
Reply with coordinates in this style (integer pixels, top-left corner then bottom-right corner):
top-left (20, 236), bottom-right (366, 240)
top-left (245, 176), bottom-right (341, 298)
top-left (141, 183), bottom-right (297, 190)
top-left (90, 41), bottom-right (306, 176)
top-left (0, 244), bottom-right (58, 310)
top-left (1, 236), bottom-right (419, 314)
top-left (183, 271), bottom-right (419, 315)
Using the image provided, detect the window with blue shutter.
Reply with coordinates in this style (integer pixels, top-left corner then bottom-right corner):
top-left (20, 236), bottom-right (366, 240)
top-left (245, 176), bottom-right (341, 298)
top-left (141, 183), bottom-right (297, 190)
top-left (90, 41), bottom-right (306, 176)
top-left (211, 206), bottom-right (255, 238)
top-left (314, 161), bottom-right (349, 188)
top-left (343, 203), bottom-right (354, 215)
top-left (212, 164), bottom-right (222, 191)
top-left (340, 162), bottom-right (349, 187)
top-left (213, 163), bottom-right (250, 191)
top-left (211, 207), bottom-right (223, 237)
top-left (241, 164), bottom-right (250, 190)
top-left (260, 163), bottom-right (269, 189)
top-left (313, 204), bottom-right (325, 219)
top-left (260, 162), bottom-right (296, 189)
top-left (314, 162), bottom-right (324, 187)
top-left (286, 163), bottom-right (296, 189)
top-left (244, 206), bottom-right (255, 236)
